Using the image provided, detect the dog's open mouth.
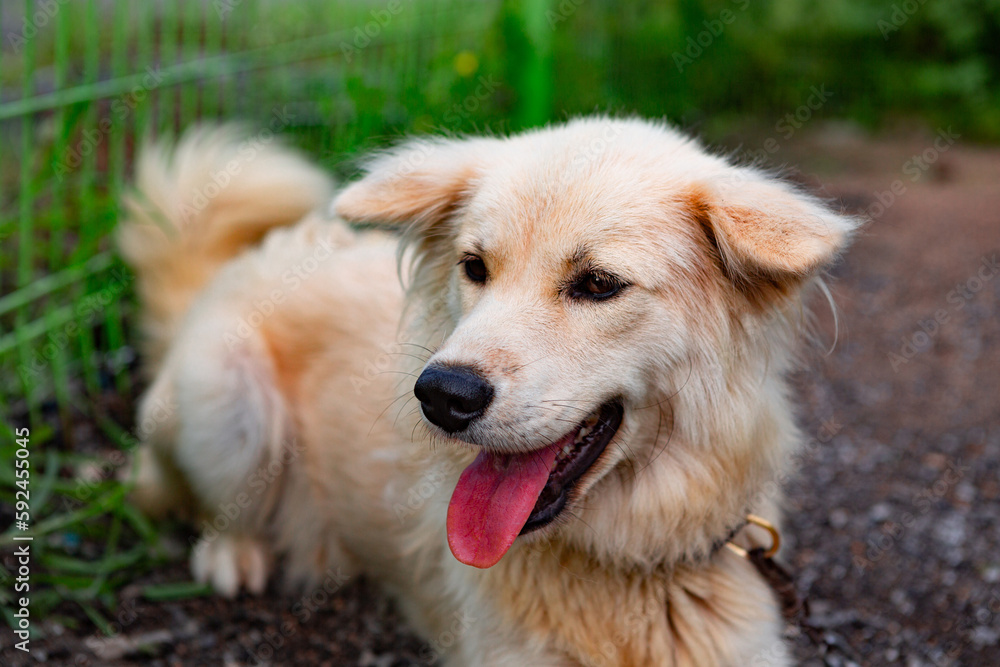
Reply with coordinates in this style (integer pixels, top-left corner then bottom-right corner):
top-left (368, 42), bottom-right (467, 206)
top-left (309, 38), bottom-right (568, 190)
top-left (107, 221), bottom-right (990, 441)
top-left (446, 400), bottom-right (623, 568)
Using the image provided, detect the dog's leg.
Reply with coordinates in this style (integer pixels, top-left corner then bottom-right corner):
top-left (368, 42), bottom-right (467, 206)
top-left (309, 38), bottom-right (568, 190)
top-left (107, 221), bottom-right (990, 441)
top-left (123, 320), bottom-right (284, 597)
top-left (160, 313), bottom-right (290, 596)
top-left (191, 532), bottom-right (272, 597)
top-left (122, 369), bottom-right (197, 519)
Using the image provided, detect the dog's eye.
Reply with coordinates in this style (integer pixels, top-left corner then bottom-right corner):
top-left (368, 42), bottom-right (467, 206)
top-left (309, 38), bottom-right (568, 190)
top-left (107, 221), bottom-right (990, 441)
top-left (570, 272), bottom-right (625, 301)
top-left (461, 256), bottom-right (488, 283)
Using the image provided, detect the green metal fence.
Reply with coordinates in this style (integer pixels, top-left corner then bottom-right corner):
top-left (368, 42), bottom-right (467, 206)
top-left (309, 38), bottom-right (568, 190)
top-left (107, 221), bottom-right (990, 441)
top-left (0, 0), bottom-right (559, 624)
top-left (0, 0), bottom-right (538, 446)
top-left (6, 0), bottom-right (997, 452)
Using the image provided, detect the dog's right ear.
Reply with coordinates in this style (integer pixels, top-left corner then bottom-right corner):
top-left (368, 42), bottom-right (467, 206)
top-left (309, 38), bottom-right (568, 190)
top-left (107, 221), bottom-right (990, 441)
top-left (686, 172), bottom-right (859, 309)
top-left (334, 138), bottom-right (488, 228)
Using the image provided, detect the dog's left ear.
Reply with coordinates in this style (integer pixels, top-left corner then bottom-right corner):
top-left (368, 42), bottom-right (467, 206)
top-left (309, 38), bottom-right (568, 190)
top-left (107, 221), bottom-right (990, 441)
top-left (334, 138), bottom-right (489, 228)
top-left (688, 171), bottom-right (858, 305)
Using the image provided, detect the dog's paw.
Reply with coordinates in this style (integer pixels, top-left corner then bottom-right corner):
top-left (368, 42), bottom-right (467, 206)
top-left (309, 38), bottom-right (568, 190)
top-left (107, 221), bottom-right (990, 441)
top-left (191, 533), bottom-right (271, 598)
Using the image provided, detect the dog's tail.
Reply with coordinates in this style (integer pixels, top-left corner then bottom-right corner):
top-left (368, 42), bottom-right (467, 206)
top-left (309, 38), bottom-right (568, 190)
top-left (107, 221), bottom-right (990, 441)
top-left (117, 126), bottom-right (333, 371)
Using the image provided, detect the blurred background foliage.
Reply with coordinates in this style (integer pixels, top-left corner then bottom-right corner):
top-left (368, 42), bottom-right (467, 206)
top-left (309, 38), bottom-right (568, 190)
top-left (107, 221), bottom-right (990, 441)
top-left (0, 0), bottom-right (997, 635)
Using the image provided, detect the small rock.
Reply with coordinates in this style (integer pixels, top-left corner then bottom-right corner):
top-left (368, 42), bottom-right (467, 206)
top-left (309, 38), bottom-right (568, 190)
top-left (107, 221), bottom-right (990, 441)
top-left (933, 513), bottom-right (966, 546)
top-left (971, 625), bottom-right (1000, 647)
top-left (955, 481), bottom-right (976, 503)
top-left (922, 452), bottom-right (947, 470)
top-left (91, 629), bottom-right (174, 660)
top-left (829, 508), bottom-right (850, 529)
top-left (358, 650), bottom-right (394, 667)
top-left (890, 589), bottom-right (915, 615)
top-left (869, 503), bottom-right (893, 523)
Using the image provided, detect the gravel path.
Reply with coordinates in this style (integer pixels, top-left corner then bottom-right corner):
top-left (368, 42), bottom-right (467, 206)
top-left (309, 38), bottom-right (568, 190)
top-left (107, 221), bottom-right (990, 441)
top-left (781, 128), bottom-right (999, 666)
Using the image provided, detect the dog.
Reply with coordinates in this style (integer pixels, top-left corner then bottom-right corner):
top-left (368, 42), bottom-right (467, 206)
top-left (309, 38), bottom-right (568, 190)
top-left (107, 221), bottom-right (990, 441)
top-left (118, 117), bottom-right (857, 666)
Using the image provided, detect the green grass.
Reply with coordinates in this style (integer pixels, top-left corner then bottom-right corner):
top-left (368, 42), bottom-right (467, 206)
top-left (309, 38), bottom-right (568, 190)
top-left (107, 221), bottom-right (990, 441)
top-left (0, 441), bottom-right (163, 632)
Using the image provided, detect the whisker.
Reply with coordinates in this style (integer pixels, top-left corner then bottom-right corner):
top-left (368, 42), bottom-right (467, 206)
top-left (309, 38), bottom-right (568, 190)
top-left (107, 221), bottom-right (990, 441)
top-left (543, 402), bottom-right (593, 415)
top-left (638, 400), bottom-right (675, 473)
top-left (409, 410), bottom-right (429, 442)
top-left (373, 370), bottom-right (421, 379)
top-left (385, 351), bottom-right (432, 363)
top-left (524, 405), bottom-right (583, 426)
top-left (614, 438), bottom-right (639, 485)
top-left (368, 391), bottom-right (415, 436)
top-left (525, 404), bottom-right (561, 414)
top-left (637, 359), bottom-right (694, 411)
top-left (394, 396), bottom-right (419, 429)
top-left (398, 341), bottom-right (437, 356)
top-left (561, 507), bottom-right (599, 543)
top-left (508, 353), bottom-right (550, 373)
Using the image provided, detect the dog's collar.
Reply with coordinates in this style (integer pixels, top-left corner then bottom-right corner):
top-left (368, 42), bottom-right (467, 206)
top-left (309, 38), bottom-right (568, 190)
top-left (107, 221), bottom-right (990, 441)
top-left (716, 516), bottom-right (864, 662)
top-left (713, 514), bottom-right (806, 623)
top-left (713, 516), bottom-right (813, 626)
top-left (721, 513), bottom-right (780, 560)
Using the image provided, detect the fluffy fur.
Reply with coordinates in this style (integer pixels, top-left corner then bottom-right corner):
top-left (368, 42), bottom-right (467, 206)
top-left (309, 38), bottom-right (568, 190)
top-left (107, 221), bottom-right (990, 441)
top-left (119, 117), bottom-right (858, 666)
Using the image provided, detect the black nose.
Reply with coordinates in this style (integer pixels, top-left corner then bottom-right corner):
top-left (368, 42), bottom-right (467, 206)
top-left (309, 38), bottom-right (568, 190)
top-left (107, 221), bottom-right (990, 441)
top-left (414, 365), bottom-right (494, 433)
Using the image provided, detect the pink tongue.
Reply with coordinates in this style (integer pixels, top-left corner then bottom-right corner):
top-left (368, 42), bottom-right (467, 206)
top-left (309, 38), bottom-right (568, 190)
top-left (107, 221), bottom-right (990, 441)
top-left (447, 440), bottom-right (563, 568)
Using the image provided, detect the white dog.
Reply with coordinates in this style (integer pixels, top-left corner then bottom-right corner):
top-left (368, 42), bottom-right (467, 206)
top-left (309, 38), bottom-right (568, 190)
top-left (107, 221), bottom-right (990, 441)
top-left (119, 117), bottom-right (857, 666)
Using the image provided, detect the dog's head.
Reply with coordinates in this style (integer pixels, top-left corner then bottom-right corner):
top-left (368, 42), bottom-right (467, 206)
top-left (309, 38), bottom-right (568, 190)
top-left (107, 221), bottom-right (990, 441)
top-left (336, 118), bottom-right (857, 569)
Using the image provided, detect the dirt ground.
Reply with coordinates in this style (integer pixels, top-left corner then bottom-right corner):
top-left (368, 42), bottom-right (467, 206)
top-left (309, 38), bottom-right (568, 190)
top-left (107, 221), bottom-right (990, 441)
top-left (3, 126), bottom-right (998, 666)
top-left (778, 127), bottom-right (1000, 666)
